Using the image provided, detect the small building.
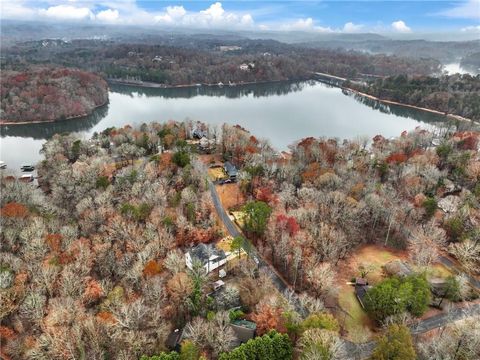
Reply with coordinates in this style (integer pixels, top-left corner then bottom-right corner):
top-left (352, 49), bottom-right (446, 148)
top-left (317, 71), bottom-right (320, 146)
top-left (230, 320), bottom-right (256, 346)
top-left (213, 279), bottom-right (225, 291)
top-left (354, 278), bottom-right (371, 309)
top-left (239, 63), bottom-right (249, 71)
top-left (383, 260), bottom-right (412, 278)
top-left (186, 243), bottom-right (227, 274)
top-left (166, 328), bottom-right (184, 351)
top-left (429, 277), bottom-right (448, 297)
top-left (192, 128), bottom-right (208, 139)
top-left (355, 285), bottom-right (371, 309)
top-left (218, 46), bottom-right (242, 52)
top-left (223, 161), bottom-right (238, 181)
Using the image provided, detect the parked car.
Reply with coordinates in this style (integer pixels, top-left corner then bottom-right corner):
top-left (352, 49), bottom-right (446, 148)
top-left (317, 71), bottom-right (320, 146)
top-left (21, 165), bottom-right (35, 172)
top-left (19, 174), bottom-right (34, 182)
top-left (220, 178), bottom-right (233, 184)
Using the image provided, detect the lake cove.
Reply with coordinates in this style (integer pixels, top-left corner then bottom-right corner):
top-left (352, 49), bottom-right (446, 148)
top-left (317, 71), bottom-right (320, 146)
top-left (0, 80), bottom-right (453, 171)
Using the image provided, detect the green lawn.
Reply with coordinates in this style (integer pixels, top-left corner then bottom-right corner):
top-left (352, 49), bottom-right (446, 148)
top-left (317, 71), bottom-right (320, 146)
top-left (338, 286), bottom-right (373, 342)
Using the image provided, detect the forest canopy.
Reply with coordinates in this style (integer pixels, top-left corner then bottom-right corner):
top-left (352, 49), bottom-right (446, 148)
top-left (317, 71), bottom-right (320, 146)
top-left (0, 66), bottom-right (108, 123)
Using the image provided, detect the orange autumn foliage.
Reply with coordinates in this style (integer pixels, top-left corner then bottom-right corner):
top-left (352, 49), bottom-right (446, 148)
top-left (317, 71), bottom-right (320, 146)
top-left (302, 162), bottom-right (321, 183)
top-left (96, 311), bottom-right (117, 324)
top-left (1, 202), bottom-right (29, 218)
top-left (45, 234), bottom-right (62, 253)
top-left (83, 278), bottom-right (104, 302)
top-left (255, 186), bottom-right (276, 203)
top-left (143, 260), bottom-right (162, 277)
top-left (250, 304), bottom-right (287, 336)
top-left (0, 326), bottom-right (15, 340)
top-left (386, 152), bottom-right (408, 164)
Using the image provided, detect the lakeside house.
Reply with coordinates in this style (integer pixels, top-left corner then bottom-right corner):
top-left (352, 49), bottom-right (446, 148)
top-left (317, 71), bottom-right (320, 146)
top-left (224, 161), bottom-right (238, 181)
top-left (186, 243), bottom-right (228, 274)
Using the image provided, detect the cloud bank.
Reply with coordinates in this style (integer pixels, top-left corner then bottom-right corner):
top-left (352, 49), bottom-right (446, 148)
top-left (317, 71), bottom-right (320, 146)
top-left (391, 20), bottom-right (412, 33)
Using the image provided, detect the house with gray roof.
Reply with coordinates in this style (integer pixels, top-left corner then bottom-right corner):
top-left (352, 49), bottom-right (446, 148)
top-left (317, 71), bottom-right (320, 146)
top-left (186, 243), bottom-right (228, 274)
top-left (223, 161), bottom-right (238, 181)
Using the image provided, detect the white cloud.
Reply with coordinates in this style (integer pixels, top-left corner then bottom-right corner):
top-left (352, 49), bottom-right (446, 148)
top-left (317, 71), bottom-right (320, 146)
top-left (96, 9), bottom-right (119, 23)
top-left (281, 17), bottom-right (333, 32)
top-left (0, 0), bottom-right (37, 20)
top-left (343, 22), bottom-right (364, 33)
top-left (391, 20), bottom-right (412, 33)
top-left (39, 5), bottom-right (94, 21)
top-left (436, 0), bottom-right (480, 20)
top-left (154, 2), bottom-right (254, 29)
top-left (154, 6), bottom-right (187, 24)
top-left (461, 25), bottom-right (480, 32)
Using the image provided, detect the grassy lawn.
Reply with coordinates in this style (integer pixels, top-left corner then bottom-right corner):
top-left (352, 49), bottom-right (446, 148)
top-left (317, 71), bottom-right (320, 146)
top-left (335, 244), bottom-right (409, 341)
top-left (230, 211), bottom-right (246, 228)
top-left (354, 245), bottom-right (406, 284)
top-left (337, 285), bottom-right (374, 342)
top-left (208, 166), bottom-right (227, 181)
top-left (425, 263), bottom-right (453, 279)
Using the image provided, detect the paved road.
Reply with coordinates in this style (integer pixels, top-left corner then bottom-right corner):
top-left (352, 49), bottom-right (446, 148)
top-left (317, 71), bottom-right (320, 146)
top-left (208, 180), bottom-right (480, 359)
top-left (439, 256), bottom-right (480, 291)
top-left (208, 181), bottom-right (307, 315)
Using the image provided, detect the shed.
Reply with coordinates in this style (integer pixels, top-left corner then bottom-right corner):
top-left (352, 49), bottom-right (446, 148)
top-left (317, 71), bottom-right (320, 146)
top-left (166, 328), bottom-right (183, 351)
top-left (383, 260), bottom-right (412, 277)
top-left (230, 320), bottom-right (256, 345)
top-left (355, 284), bottom-right (372, 309)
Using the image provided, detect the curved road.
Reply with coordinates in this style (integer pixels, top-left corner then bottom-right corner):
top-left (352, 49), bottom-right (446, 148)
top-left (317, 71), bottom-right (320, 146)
top-left (208, 180), bottom-right (480, 359)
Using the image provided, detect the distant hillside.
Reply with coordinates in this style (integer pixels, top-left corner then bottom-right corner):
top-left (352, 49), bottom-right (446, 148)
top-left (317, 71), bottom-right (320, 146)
top-left (0, 67), bottom-right (108, 123)
top-left (461, 52), bottom-right (480, 74)
top-left (301, 39), bottom-right (480, 64)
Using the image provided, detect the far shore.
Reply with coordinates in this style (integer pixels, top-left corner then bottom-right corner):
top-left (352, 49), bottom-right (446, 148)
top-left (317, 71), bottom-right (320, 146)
top-left (106, 77), bottom-right (307, 89)
top-left (1, 76), bottom-right (476, 126)
top-left (105, 77), bottom-right (478, 125)
top-left (0, 99), bottom-right (109, 126)
top-left (341, 87), bottom-right (474, 124)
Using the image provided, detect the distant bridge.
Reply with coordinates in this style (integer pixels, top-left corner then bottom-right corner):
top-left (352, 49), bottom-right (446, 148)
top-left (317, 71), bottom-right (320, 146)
top-left (312, 71), bottom-right (347, 87)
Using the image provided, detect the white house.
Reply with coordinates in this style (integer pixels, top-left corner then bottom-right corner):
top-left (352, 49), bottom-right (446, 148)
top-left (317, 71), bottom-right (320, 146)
top-left (186, 243), bottom-right (228, 274)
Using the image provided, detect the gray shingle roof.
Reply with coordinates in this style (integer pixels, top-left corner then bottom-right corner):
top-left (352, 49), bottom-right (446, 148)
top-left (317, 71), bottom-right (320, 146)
top-left (189, 243), bottom-right (226, 264)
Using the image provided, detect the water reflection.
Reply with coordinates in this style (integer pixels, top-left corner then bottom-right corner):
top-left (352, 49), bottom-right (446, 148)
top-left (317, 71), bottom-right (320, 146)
top-left (109, 80), bottom-right (314, 99)
top-left (351, 93), bottom-right (447, 124)
top-left (2, 80), bottom-right (475, 170)
top-left (1, 104), bottom-right (109, 139)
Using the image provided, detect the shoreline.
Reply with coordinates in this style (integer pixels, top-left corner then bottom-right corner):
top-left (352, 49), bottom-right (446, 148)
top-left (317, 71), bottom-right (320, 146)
top-left (0, 75), bottom-right (475, 126)
top-left (341, 87), bottom-right (473, 123)
top-left (107, 77), bottom-right (307, 89)
top-left (107, 76), bottom-right (477, 124)
top-left (0, 99), bottom-right (109, 126)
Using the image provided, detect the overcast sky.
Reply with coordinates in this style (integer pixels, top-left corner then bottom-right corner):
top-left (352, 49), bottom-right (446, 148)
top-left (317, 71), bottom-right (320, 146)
top-left (1, 0), bottom-right (479, 34)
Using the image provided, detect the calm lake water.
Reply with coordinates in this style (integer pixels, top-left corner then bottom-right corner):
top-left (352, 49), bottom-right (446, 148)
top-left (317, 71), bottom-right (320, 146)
top-left (1, 80), bottom-right (450, 172)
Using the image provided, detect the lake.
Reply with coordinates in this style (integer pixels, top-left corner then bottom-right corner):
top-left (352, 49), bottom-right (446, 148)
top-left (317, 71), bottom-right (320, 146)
top-left (0, 80), bottom-right (450, 172)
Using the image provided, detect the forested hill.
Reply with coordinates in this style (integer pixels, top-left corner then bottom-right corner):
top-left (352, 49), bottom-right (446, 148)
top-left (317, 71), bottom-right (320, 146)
top-left (0, 67), bottom-right (108, 123)
top-left (349, 74), bottom-right (480, 121)
top-left (2, 39), bottom-right (440, 86)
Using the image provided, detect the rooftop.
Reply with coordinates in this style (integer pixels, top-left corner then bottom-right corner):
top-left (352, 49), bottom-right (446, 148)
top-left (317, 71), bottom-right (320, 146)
top-left (189, 243), bottom-right (226, 263)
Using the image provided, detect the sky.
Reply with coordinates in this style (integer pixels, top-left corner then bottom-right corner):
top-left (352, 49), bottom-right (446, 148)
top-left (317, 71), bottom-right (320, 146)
top-left (1, 0), bottom-right (479, 34)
